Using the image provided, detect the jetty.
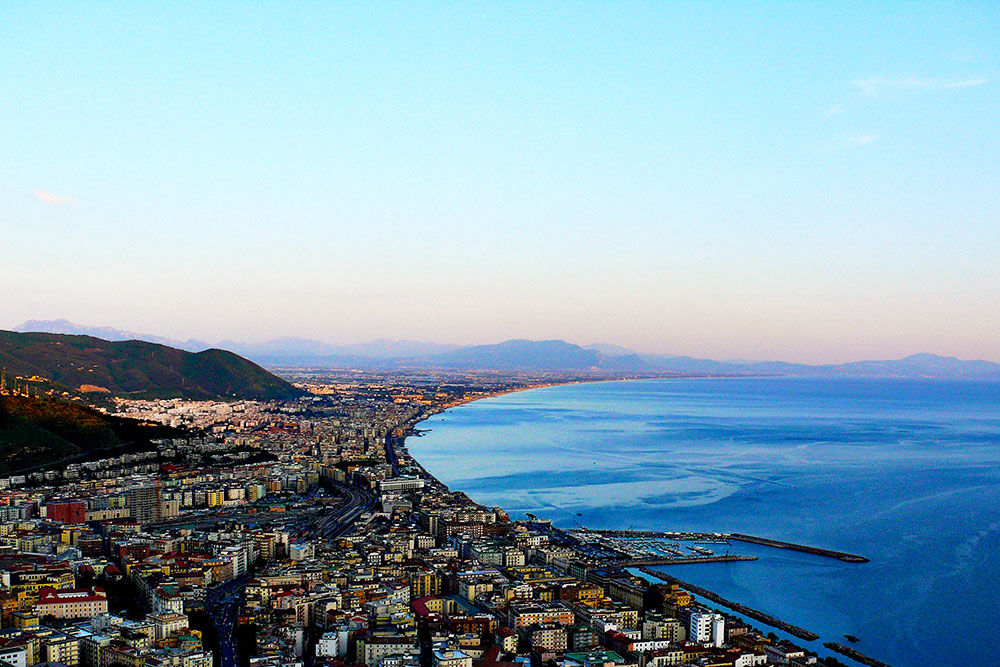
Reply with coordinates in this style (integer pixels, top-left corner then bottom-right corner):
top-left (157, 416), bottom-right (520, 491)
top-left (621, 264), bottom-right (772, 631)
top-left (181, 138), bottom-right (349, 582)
top-left (637, 567), bottom-right (821, 641)
top-left (572, 528), bottom-right (870, 563)
top-left (729, 533), bottom-right (869, 563)
top-left (823, 643), bottom-right (893, 667)
top-left (618, 555), bottom-right (756, 566)
top-left (576, 529), bottom-right (729, 541)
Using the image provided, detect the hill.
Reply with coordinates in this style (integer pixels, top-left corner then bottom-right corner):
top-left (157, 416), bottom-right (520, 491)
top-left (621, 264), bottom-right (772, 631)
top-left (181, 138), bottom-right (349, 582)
top-left (429, 339), bottom-right (622, 371)
top-left (639, 352), bottom-right (1000, 379)
top-left (12, 321), bottom-right (457, 366)
top-left (14, 319), bottom-right (211, 352)
top-left (0, 393), bottom-right (183, 474)
top-left (423, 341), bottom-right (1000, 378)
top-left (0, 330), bottom-right (303, 400)
top-left (216, 337), bottom-right (460, 365)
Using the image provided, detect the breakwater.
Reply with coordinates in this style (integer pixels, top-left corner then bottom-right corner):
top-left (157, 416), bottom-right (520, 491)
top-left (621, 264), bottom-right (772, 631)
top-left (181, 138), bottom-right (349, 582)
top-left (579, 529), bottom-right (729, 541)
top-left (637, 567), bottom-right (821, 641)
top-left (729, 533), bottom-right (869, 563)
top-left (824, 643), bottom-right (893, 667)
top-left (618, 555), bottom-right (756, 566)
top-left (576, 528), bottom-right (869, 563)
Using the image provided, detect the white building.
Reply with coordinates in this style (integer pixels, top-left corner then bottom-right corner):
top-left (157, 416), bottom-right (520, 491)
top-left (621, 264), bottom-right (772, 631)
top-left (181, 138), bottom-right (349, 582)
top-left (0, 646), bottom-right (28, 667)
top-left (316, 631), bottom-right (347, 658)
top-left (378, 477), bottom-right (425, 493)
top-left (688, 611), bottom-right (724, 647)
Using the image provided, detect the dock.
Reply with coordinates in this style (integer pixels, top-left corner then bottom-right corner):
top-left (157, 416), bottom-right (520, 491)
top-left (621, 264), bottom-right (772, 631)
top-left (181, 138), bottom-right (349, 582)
top-left (618, 555), bottom-right (757, 566)
top-left (577, 529), bottom-right (729, 541)
top-left (572, 528), bottom-right (869, 563)
top-left (729, 533), bottom-right (869, 563)
top-left (823, 643), bottom-right (893, 667)
top-left (637, 567), bottom-right (821, 642)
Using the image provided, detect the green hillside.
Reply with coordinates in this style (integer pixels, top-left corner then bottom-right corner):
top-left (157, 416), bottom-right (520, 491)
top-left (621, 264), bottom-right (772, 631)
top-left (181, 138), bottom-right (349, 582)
top-left (0, 330), bottom-right (303, 400)
top-left (0, 393), bottom-right (183, 474)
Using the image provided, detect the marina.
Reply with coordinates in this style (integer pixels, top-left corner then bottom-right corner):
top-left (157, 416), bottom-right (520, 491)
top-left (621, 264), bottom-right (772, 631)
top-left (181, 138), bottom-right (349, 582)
top-left (566, 528), bottom-right (867, 566)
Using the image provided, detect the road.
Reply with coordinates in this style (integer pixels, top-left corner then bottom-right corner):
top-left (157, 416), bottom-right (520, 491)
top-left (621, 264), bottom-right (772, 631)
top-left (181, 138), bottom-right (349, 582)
top-left (205, 575), bottom-right (247, 667)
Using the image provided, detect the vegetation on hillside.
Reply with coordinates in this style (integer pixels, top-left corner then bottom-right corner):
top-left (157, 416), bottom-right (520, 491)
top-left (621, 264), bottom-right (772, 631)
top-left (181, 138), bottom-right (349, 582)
top-left (0, 330), bottom-right (304, 400)
top-left (0, 393), bottom-right (184, 474)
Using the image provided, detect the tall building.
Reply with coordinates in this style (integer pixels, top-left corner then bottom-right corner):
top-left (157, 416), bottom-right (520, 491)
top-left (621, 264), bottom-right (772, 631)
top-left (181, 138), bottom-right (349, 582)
top-left (129, 484), bottom-right (161, 524)
top-left (689, 611), bottom-right (725, 647)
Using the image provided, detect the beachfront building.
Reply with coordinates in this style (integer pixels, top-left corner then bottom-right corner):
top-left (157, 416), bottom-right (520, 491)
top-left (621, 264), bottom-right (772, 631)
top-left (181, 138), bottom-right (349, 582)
top-left (689, 611), bottom-right (725, 647)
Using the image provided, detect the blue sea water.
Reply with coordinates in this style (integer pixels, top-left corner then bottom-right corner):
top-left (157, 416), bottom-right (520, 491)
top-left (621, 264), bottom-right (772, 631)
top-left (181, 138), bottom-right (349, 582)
top-left (407, 377), bottom-right (1000, 667)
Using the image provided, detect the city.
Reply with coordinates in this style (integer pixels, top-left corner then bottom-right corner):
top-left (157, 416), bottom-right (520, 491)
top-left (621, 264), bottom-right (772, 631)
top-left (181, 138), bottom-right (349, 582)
top-left (0, 371), bottom-right (874, 667)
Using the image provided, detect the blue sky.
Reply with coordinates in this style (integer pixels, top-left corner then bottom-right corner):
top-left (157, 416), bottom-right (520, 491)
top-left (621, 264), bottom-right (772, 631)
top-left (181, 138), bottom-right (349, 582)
top-left (3, 2), bottom-right (998, 362)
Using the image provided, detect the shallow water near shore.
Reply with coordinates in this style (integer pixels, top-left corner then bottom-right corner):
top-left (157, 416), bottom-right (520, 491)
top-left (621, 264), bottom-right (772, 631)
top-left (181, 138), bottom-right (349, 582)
top-left (408, 377), bottom-right (1000, 667)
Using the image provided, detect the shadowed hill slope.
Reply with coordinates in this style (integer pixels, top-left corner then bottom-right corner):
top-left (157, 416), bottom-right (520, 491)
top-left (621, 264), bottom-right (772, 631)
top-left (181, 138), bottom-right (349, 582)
top-left (0, 393), bottom-right (184, 474)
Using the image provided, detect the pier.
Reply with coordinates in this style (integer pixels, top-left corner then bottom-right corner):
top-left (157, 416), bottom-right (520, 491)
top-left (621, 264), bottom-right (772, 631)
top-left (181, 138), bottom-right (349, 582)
top-left (823, 643), bottom-right (893, 667)
top-left (617, 555), bottom-right (757, 566)
top-left (729, 533), bottom-right (869, 563)
top-left (637, 567), bottom-right (821, 641)
top-left (577, 528), bottom-right (870, 563)
top-left (575, 529), bottom-right (729, 542)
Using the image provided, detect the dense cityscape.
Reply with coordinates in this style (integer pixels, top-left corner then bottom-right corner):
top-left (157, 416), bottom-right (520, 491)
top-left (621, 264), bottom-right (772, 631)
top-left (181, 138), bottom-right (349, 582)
top-left (0, 370), bottom-right (880, 667)
top-left (5, 2), bottom-right (996, 666)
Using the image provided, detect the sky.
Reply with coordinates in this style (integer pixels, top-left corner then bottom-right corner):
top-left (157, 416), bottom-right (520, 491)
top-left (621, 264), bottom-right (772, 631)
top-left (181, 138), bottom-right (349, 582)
top-left (3, 2), bottom-right (999, 363)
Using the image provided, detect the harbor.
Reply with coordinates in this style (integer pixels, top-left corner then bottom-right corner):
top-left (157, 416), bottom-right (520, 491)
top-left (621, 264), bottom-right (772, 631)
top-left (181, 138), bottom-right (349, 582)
top-left (568, 527), bottom-right (870, 564)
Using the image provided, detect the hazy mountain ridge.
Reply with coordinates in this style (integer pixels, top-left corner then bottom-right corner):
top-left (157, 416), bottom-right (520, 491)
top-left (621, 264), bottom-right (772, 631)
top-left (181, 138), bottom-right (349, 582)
top-left (219, 336), bottom-right (459, 363)
top-left (14, 319), bottom-right (213, 352)
top-left (11, 321), bottom-right (1000, 378)
top-left (639, 352), bottom-right (1000, 379)
top-left (430, 339), bottom-right (604, 371)
top-left (0, 330), bottom-right (303, 400)
top-left (17, 321), bottom-right (456, 364)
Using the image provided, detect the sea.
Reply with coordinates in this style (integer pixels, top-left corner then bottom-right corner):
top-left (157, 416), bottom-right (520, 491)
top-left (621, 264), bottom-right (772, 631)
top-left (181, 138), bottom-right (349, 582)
top-left (406, 377), bottom-right (1000, 667)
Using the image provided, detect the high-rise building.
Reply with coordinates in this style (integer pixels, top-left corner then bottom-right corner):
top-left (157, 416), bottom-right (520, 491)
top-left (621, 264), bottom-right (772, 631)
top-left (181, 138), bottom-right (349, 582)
top-left (129, 484), bottom-right (161, 524)
top-left (689, 611), bottom-right (725, 647)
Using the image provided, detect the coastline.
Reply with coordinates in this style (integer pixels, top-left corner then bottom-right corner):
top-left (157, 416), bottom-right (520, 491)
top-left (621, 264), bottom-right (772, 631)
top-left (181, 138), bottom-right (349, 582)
top-left (436, 376), bottom-right (630, 410)
top-left (394, 377), bottom-right (895, 667)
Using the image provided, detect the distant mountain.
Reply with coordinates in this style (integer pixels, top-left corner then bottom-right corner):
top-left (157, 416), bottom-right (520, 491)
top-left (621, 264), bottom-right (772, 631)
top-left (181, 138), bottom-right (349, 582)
top-left (217, 337), bottom-right (344, 364)
top-left (638, 352), bottom-right (1000, 379)
top-left (218, 337), bottom-right (458, 366)
top-left (420, 339), bottom-right (1000, 378)
top-left (335, 339), bottom-right (461, 359)
top-left (430, 339), bottom-right (606, 371)
top-left (12, 321), bottom-right (999, 379)
top-left (584, 342), bottom-right (638, 357)
top-left (0, 330), bottom-right (303, 400)
top-left (14, 319), bottom-right (211, 352)
top-left (14, 321), bottom-right (459, 366)
top-left (818, 353), bottom-right (1000, 379)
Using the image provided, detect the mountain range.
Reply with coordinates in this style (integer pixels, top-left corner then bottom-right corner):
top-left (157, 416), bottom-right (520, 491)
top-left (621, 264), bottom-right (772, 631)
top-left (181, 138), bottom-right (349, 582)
top-left (13, 320), bottom-right (457, 360)
top-left (11, 320), bottom-right (1000, 379)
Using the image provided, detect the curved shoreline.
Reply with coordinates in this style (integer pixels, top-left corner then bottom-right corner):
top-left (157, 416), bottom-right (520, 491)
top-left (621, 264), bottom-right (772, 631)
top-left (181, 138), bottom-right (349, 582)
top-left (396, 377), bottom-right (895, 667)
